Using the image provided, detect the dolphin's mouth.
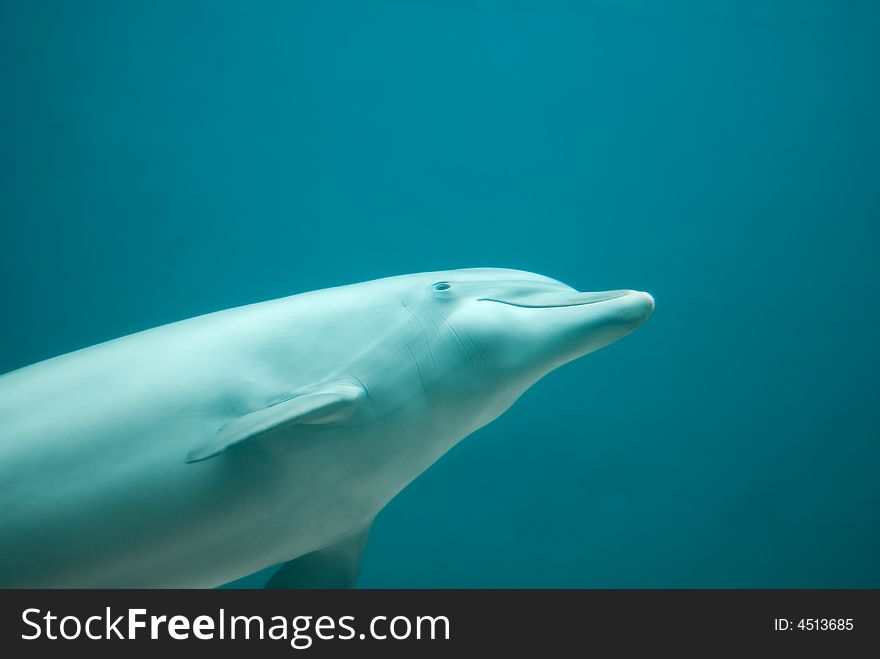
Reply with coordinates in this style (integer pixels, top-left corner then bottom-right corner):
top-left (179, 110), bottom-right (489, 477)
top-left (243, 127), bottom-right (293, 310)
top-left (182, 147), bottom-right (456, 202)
top-left (478, 290), bottom-right (633, 309)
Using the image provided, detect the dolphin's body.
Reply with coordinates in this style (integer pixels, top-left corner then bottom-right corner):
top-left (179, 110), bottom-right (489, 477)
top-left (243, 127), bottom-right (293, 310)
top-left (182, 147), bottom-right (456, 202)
top-left (0, 268), bottom-right (653, 588)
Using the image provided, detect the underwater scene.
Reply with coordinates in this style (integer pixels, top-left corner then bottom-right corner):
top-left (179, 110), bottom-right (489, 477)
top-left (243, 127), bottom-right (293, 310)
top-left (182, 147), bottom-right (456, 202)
top-left (1, 1), bottom-right (878, 587)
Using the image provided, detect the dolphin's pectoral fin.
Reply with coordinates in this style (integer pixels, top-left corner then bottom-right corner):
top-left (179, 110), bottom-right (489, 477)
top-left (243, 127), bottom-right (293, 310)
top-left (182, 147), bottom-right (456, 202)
top-left (185, 380), bottom-right (366, 463)
top-left (265, 525), bottom-right (371, 589)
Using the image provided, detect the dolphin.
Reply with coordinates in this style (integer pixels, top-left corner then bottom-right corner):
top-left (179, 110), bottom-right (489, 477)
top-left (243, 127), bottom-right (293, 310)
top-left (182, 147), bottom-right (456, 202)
top-left (0, 268), bottom-right (653, 588)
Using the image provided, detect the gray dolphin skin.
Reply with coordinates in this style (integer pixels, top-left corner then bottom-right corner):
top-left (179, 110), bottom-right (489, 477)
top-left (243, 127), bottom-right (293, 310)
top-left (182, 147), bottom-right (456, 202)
top-left (0, 268), bottom-right (653, 588)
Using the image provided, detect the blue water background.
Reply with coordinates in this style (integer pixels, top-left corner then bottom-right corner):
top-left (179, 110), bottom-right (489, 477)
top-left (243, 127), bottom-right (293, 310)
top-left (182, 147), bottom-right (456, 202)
top-left (2, 1), bottom-right (878, 587)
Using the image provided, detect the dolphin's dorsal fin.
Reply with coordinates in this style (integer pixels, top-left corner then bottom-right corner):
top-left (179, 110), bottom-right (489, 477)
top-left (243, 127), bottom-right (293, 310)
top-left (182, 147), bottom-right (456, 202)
top-left (185, 380), bottom-right (366, 463)
top-left (265, 525), bottom-right (371, 589)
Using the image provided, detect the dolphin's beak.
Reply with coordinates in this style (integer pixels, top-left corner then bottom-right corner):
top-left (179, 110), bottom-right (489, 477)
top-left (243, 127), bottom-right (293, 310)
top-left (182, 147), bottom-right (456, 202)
top-left (473, 286), bottom-right (654, 381)
top-left (488, 287), bottom-right (654, 356)
top-left (479, 289), bottom-right (644, 310)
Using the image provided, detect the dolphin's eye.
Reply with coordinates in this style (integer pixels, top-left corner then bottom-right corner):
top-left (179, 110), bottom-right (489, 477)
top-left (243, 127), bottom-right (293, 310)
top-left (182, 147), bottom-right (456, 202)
top-left (432, 282), bottom-right (452, 291)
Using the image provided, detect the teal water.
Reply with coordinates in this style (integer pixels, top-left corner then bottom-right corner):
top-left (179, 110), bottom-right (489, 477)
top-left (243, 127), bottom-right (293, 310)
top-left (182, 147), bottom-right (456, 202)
top-left (2, 1), bottom-right (878, 587)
